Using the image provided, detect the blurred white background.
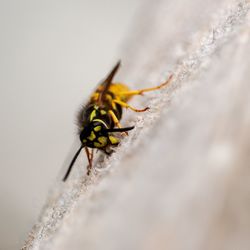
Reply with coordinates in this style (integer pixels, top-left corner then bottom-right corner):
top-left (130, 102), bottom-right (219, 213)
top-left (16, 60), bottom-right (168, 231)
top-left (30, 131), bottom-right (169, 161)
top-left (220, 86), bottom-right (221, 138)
top-left (0, 0), bottom-right (141, 249)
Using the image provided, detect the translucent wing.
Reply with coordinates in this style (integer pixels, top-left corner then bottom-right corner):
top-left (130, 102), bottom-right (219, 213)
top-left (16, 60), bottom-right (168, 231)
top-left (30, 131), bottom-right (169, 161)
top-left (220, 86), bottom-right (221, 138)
top-left (98, 60), bottom-right (121, 104)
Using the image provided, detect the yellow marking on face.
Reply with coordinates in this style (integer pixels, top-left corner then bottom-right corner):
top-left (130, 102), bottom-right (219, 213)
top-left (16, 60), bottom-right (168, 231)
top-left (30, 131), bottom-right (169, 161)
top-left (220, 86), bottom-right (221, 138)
top-left (94, 126), bottom-right (101, 132)
top-left (87, 131), bottom-right (96, 141)
top-left (94, 142), bottom-right (102, 148)
top-left (100, 110), bottom-right (106, 115)
top-left (82, 139), bottom-right (87, 143)
top-left (89, 110), bottom-right (96, 121)
top-left (98, 136), bottom-right (107, 146)
top-left (109, 136), bottom-right (119, 145)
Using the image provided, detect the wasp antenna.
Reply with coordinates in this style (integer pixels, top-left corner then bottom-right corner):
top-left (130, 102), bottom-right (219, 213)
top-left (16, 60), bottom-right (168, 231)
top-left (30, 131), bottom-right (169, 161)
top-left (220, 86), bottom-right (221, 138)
top-left (63, 145), bottom-right (84, 182)
top-left (105, 126), bottom-right (134, 133)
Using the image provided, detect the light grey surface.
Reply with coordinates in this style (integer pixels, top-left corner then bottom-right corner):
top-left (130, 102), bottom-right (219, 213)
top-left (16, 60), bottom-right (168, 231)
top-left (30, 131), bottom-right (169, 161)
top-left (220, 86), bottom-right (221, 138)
top-left (21, 0), bottom-right (250, 249)
top-left (0, 1), bottom-right (141, 249)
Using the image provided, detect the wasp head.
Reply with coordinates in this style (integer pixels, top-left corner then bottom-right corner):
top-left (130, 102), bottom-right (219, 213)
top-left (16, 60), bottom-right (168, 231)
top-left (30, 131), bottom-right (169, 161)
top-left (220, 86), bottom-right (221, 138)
top-left (79, 121), bottom-right (134, 150)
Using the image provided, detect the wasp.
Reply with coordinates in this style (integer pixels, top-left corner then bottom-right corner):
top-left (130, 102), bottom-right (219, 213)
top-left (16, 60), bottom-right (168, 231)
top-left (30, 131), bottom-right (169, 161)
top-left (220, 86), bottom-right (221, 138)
top-left (63, 61), bottom-right (173, 181)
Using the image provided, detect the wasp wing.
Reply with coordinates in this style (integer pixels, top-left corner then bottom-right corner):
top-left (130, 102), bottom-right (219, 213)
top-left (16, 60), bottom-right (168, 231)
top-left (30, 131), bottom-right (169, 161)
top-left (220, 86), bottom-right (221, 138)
top-left (98, 60), bottom-right (121, 104)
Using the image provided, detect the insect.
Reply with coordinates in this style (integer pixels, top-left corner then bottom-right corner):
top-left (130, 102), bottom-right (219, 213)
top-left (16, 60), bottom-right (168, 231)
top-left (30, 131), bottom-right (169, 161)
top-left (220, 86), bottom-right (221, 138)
top-left (63, 61), bottom-right (173, 181)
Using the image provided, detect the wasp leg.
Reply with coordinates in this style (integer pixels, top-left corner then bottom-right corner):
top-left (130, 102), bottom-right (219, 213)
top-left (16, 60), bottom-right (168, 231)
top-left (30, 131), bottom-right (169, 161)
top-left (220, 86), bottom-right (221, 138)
top-left (102, 148), bottom-right (114, 156)
top-left (108, 110), bottom-right (128, 136)
top-left (90, 148), bottom-right (94, 164)
top-left (113, 99), bottom-right (149, 113)
top-left (120, 74), bottom-right (173, 96)
top-left (85, 147), bottom-right (93, 175)
top-left (91, 148), bottom-right (94, 160)
top-left (105, 94), bottom-right (117, 110)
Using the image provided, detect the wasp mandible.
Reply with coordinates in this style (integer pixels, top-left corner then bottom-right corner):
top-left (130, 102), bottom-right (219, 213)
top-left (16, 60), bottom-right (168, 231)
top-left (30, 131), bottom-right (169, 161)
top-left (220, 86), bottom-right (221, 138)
top-left (63, 61), bottom-right (173, 181)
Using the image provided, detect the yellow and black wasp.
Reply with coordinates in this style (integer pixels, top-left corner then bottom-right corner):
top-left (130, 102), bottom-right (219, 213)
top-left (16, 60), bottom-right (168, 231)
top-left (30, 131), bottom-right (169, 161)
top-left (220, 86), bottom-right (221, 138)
top-left (63, 61), bottom-right (173, 181)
